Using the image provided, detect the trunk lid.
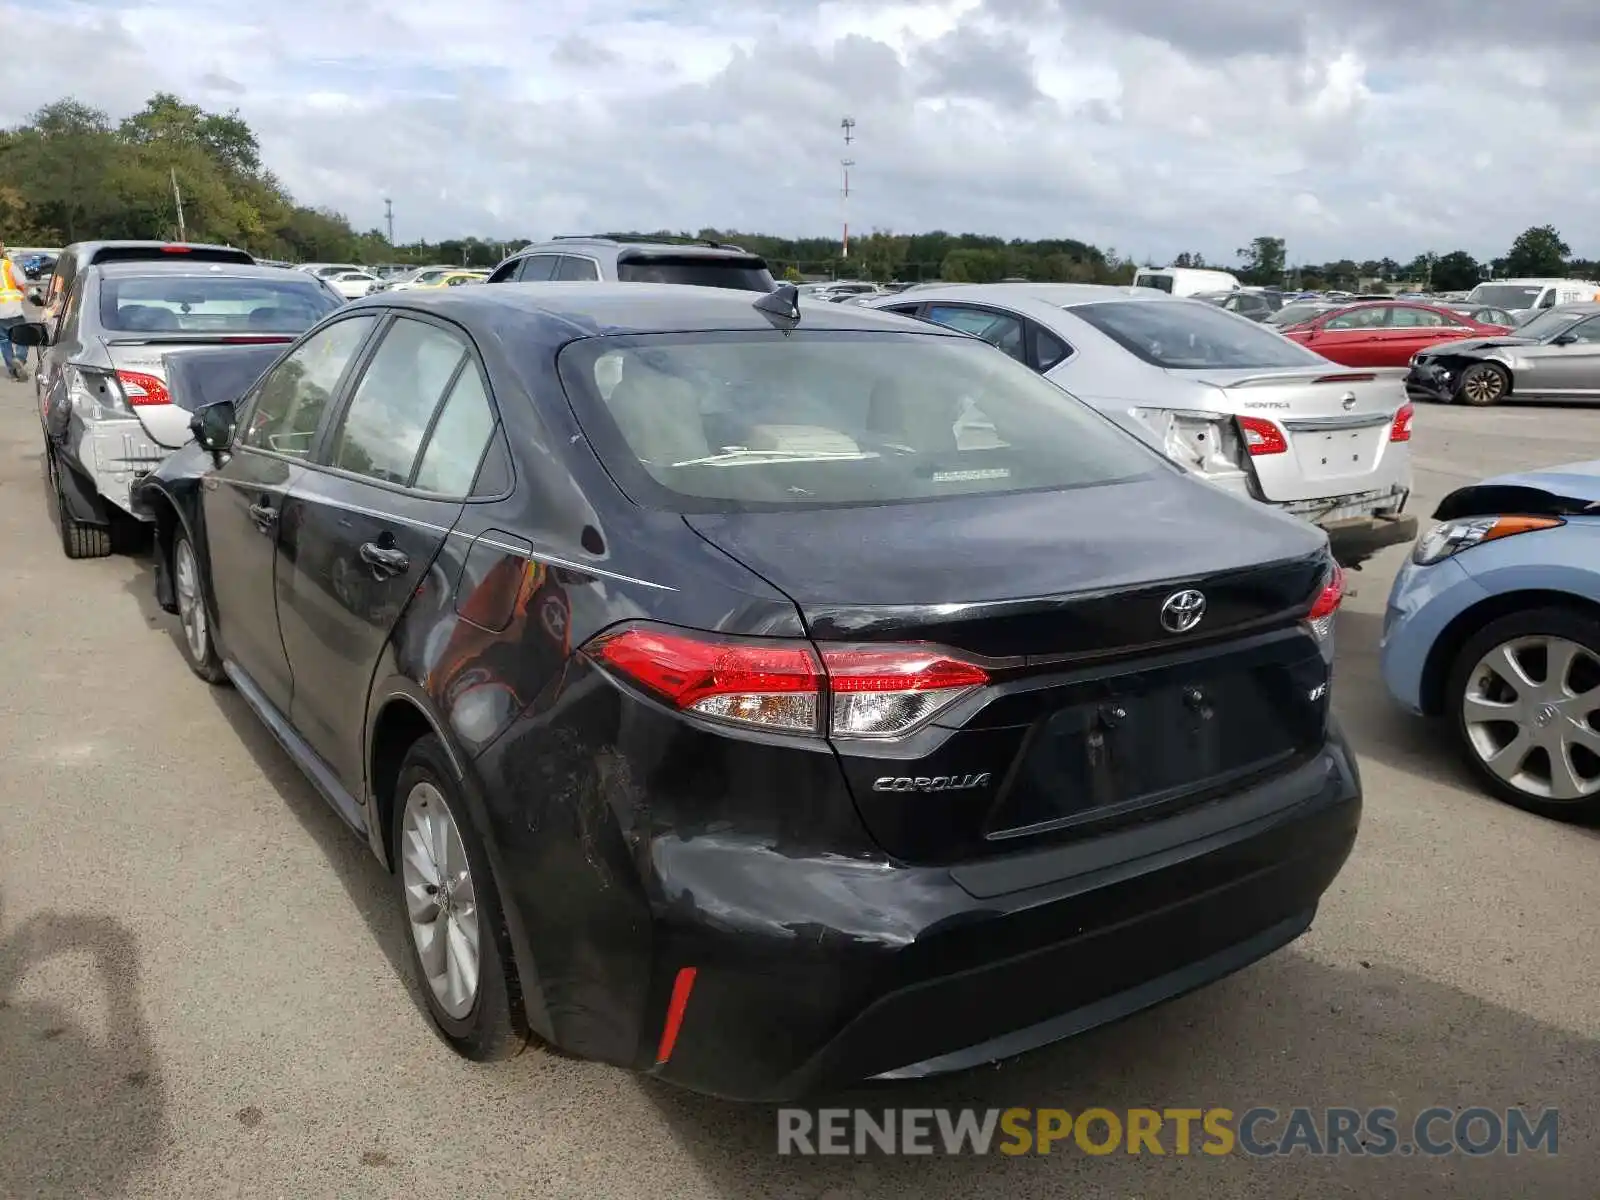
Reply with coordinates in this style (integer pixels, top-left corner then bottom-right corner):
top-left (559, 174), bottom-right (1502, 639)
top-left (1178, 365), bottom-right (1408, 503)
top-left (102, 335), bottom-right (294, 448)
top-left (686, 473), bottom-right (1334, 863)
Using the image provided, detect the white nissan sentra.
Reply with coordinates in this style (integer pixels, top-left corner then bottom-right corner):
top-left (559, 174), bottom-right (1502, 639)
top-left (866, 283), bottom-right (1416, 567)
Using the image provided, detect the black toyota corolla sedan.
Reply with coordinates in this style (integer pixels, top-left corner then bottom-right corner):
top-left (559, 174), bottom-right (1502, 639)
top-left (131, 282), bottom-right (1360, 1100)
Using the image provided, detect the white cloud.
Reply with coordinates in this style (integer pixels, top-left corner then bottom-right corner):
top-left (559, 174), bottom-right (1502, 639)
top-left (1, 0), bottom-right (1596, 264)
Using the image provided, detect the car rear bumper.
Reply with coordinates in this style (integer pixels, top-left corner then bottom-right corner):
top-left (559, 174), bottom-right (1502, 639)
top-left (636, 731), bottom-right (1361, 1101)
top-left (1323, 512), bottom-right (1419, 565)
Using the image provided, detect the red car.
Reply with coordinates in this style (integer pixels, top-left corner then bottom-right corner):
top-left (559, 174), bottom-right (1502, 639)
top-left (1281, 302), bottom-right (1511, 368)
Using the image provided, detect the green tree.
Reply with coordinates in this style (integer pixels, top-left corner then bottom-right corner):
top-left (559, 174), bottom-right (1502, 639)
top-left (1431, 250), bottom-right (1481, 292)
top-left (1, 99), bottom-right (120, 241)
top-left (1504, 225), bottom-right (1569, 277)
top-left (1236, 236), bottom-right (1286, 286)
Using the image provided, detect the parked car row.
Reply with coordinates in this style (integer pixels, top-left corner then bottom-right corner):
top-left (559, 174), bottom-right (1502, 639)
top-left (14, 246), bottom-right (1367, 1100)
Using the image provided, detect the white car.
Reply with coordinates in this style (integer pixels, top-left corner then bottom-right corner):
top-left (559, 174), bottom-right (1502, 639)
top-left (326, 270), bottom-right (382, 299)
top-left (866, 283), bottom-right (1417, 566)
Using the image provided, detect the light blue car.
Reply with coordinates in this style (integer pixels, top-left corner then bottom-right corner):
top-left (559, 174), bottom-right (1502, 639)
top-left (1381, 461), bottom-right (1600, 822)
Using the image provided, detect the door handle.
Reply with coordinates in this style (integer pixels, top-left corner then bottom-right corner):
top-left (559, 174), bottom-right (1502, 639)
top-left (247, 501), bottom-right (278, 532)
top-left (359, 541), bottom-right (410, 579)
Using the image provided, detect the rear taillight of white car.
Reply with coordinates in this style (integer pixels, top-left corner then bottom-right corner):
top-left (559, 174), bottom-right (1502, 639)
top-left (1305, 562), bottom-right (1344, 642)
top-left (1389, 403), bottom-right (1414, 443)
top-left (586, 624), bottom-right (989, 739)
top-left (1236, 415), bottom-right (1288, 455)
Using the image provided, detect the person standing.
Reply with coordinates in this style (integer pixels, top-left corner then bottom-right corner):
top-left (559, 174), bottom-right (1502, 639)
top-left (0, 243), bottom-right (30, 380)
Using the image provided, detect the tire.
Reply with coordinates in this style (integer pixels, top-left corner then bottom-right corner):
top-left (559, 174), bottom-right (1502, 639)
top-left (392, 736), bottom-right (528, 1060)
top-left (48, 447), bottom-right (111, 560)
top-left (1454, 362), bottom-right (1510, 407)
top-left (1447, 605), bottom-right (1600, 822)
top-left (171, 530), bottom-right (227, 684)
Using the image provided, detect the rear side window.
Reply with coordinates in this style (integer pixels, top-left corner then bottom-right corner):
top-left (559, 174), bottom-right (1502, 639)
top-left (240, 316), bottom-right (376, 457)
top-left (924, 304), bottom-right (1027, 364)
top-left (1071, 301), bottom-right (1323, 369)
top-left (615, 254), bottom-right (775, 291)
top-left (414, 367), bottom-right (496, 495)
top-left (555, 256), bottom-right (600, 281)
top-left (557, 330), bottom-right (1159, 512)
top-left (327, 317), bottom-right (469, 485)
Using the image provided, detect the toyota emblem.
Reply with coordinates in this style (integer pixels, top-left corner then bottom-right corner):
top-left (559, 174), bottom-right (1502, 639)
top-left (1160, 589), bottom-right (1207, 634)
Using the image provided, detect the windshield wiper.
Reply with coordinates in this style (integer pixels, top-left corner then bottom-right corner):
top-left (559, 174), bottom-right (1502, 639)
top-left (664, 447), bottom-right (877, 468)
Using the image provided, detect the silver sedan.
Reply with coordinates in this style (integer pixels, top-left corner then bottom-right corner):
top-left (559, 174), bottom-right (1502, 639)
top-left (865, 282), bottom-right (1417, 566)
top-left (1407, 303), bottom-right (1600, 406)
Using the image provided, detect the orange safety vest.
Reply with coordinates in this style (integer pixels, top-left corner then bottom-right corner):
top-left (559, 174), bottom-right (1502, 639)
top-left (0, 258), bottom-right (23, 305)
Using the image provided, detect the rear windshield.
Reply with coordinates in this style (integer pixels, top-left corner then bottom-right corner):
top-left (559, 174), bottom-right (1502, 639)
top-left (1267, 303), bottom-right (1325, 326)
top-left (1467, 284), bottom-right (1544, 308)
top-left (557, 330), bottom-right (1161, 512)
top-left (615, 254), bottom-right (775, 292)
top-left (1134, 273), bottom-right (1173, 293)
top-left (99, 275), bottom-right (341, 333)
top-left (89, 246), bottom-right (253, 267)
top-left (1072, 300), bottom-right (1324, 369)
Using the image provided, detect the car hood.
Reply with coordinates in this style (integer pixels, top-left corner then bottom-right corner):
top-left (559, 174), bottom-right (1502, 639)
top-left (1420, 335), bottom-right (1537, 356)
top-left (1434, 459), bottom-right (1600, 520)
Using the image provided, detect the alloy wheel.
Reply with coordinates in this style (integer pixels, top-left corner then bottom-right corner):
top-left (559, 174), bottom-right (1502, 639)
top-left (1462, 635), bottom-right (1600, 801)
top-left (399, 781), bottom-right (480, 1019)
top-left (174, 539), bottom-right (208, 664)
top-left (1461, 365), bottom-right (1506, 405)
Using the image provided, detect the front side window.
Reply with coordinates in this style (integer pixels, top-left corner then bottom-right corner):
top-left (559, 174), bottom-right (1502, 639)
top-left (1071, 300), bottom-right (1325, 369)
top-left (99, 274), bottom-right (339, 334)
top-left (327, 317), bottom-right (470, 485)
top-left (239, 316), bottom-right (376, 457)
top-left (517, 256), bottom-right (560, 282)
top-left (557, 330), bottom-right (1160, 511)
top-left (924, 305), bottom-right (1027, 363)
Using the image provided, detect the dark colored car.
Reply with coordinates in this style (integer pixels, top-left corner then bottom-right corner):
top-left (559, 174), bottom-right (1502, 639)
top-left (130, 283), bottom-right (1361, 1101)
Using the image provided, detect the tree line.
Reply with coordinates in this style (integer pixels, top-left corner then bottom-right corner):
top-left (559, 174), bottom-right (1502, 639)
top-left (1, 94), bottom-right (1592, 292)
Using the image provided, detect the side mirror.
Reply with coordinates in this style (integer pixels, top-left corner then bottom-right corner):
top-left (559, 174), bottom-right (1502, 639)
top-left (8, 321), bottom-right (49, 347)
top-left (1551, 333), bottom-right (1579, 346)
top-left (192, 402), bottom-right (236, 458)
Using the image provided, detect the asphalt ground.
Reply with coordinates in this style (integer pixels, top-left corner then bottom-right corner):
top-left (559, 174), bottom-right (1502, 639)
top-left (1, 374), bottom-right (1597, 1199)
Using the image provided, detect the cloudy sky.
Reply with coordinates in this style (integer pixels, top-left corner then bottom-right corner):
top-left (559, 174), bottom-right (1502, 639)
top-left (7, 0), bottom-right (1600, 264)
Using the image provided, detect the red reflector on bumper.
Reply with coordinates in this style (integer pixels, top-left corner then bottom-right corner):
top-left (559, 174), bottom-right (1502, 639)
top-left (655, 966), bottom-right (698, 1064)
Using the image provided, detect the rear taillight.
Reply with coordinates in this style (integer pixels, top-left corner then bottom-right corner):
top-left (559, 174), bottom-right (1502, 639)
top-left (1237, 415), bottom-right (1288, 455)
top-left (586, 625), bottom-right (989, 738)
top-left (115, 370), bottom-right (170, 406)
top-left (1390, 403), bottom-right (1414, 443)
top-left (821, 646), bottom-right (989, 738)
top-left (588, 626), bottom-right (822, 733)
top-left (1305, 563), bottom-right (1344, 641)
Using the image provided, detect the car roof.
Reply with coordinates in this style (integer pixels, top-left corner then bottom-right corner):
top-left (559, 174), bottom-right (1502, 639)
top-left (347, 282), bottom-right (950, 340)
top-left (91, 261), bottom-right (322, 282)
top-left (522, 238), bottom-right (760, 261)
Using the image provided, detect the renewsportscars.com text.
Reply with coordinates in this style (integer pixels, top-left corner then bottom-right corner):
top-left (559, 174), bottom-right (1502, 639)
top-left (777, 1106), bottom-right (1559, 1157)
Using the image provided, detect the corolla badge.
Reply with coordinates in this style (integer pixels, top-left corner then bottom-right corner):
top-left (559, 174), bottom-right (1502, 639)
top-left (872, 774), bottom-right (992, 793)
top-left (1160, 589), bottom-right (1207, 634)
